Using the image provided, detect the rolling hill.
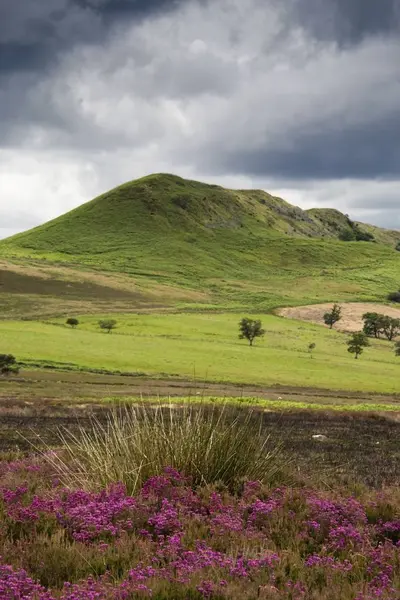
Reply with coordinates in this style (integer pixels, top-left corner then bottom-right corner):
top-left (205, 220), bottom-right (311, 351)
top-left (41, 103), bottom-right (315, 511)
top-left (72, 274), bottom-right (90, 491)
top-left (1, 173), bottom-right (400, 317)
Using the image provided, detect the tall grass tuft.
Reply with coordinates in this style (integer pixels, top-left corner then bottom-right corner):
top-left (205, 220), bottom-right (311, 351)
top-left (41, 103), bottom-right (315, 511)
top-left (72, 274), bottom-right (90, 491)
top-left (43, 402), bottom-right (291, 494)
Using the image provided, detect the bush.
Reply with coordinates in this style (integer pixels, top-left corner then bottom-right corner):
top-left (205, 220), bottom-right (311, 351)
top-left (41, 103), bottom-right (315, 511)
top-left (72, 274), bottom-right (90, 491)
top-left (0, 354), bottom-right (19, 376)
top-left (339, 228), bottom-right (355, 241)
top-left (43, 403), bottom-right (291, 494)
top-left (99, 319), bottom-right (117, 333)
top-left (66, 317), bottom-right (79, 328)
top-left (388, 291), bottom-right (400, 303)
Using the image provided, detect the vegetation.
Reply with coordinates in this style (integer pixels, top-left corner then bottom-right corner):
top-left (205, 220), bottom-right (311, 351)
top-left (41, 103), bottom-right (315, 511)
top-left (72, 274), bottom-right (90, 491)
top-left (388, 290), bottom-right (400, 303)
top-left (0, 453), bottom-right (399, 599)
top-left (238, 317), bottom-right (265, 346)
top-left (66, 317), bottom-right (79, 328)
top-left (308, 342), bottom-right (316, 358)
top-left (347, 332), bottom-right (370, 359)
top-left (3, 313), bottom-right (400, 392)
top-left (362, 312), bottom-right (400, 341)
top-left (338, 219), bottom-right (375, 242)
top-left (99, 319), bottom-right (117, 333)
top-left (1, 175), bottom-right (400, 318)
top-left (395, 341), bottom-right (400, 357)
top-left (323, 303), bottom-right (342, 329)
top-left (43, 403), bottom-right (288, 494)
top-left (0, 353), bottom-right (19, 376)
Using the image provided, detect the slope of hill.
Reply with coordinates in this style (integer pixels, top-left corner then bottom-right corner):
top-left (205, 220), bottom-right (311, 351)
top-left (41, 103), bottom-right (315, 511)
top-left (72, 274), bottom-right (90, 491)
top-left (1, 173), bottom-right (400, 316)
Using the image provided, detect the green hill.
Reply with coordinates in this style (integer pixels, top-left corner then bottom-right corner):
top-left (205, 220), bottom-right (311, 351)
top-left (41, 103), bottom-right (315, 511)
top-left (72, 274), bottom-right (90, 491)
top-left (1, 173), bottom-right (400, 316)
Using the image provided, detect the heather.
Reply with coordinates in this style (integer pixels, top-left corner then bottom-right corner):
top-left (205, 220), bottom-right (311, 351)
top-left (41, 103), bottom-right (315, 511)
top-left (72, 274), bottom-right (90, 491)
top-left (0, 457), bottom-right (399, 599)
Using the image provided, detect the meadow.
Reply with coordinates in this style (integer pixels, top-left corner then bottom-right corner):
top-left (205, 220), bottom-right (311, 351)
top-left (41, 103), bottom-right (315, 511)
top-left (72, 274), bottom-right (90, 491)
top-left (2, 312), bottom-right (400, 394)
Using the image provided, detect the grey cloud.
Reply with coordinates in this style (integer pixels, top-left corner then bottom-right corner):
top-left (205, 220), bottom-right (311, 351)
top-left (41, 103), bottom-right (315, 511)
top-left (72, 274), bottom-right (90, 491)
top-left (217, 114), bottom-right (400, 180)
top-left (0, 0), bottom-right (185, 75)
top-left (290, 0), bottom-right (400, 45)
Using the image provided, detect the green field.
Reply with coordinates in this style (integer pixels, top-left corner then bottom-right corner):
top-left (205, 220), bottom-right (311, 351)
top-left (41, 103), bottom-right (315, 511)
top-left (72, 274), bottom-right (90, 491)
top-left (2, 313), bottom-right (400, 393)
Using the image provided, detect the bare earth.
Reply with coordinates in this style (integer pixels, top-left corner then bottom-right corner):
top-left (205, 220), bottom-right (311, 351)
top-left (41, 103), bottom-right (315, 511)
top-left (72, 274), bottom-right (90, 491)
top-left (278, 302), bottom-right (400, 332)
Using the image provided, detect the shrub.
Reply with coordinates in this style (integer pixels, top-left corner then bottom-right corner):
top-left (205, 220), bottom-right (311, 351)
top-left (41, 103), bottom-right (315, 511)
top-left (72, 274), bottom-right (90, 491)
top-left (99, 319), bottom-right (117, 333)
top-left (339, 228), bottom-right (355, 241)
top-left (0, 354), bottom-right (19, 376)
top-left (388, 291), bottom-right (400, 303)
top-left (43, 403), bottom-right (291, 494)
top-left (66, 318), bottom-right (79, 328)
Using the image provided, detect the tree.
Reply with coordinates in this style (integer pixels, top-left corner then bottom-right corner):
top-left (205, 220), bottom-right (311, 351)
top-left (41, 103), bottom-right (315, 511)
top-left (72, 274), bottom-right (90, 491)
top-left (394, 341), bottom-right (400, 357)
top-left (239, 318), bottom-right (265, 346)
top-left (363, 313), bottom-right (400, 341)
top-left (381, 316), bottom-right (400, 341)
top-left (347, 332), bottom-right (369, 359)
top-left (66, 317), bottom-right (79, 329)
top-left (0, 354), bottom-right (19, 376)
top-left (362, 312), bottom-right (384, 338)
top-left (323, 304), bottom-right (342, 329)
top-left (308, 343), bottom-right (316, 358)
top-left (99, 319), bottom-right (117, 333)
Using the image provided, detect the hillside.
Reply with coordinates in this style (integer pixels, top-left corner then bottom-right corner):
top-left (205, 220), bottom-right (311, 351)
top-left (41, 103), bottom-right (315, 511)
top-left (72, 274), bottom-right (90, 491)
top-left (1, 173), bottom-right (400, 316)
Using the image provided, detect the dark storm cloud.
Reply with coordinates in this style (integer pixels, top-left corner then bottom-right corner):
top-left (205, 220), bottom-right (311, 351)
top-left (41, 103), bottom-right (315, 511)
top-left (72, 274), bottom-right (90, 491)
top-left (217, 113), bottom-right (400, 180)
top-left (0, 0), bottom-right (184, 75)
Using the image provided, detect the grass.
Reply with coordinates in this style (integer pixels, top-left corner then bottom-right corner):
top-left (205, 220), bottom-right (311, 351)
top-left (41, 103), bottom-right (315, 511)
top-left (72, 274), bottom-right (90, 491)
top-left (103, 396), bottom-right (400, 413)
top-left (1, 174), bottom-right (400, 317)
top-left (39, 403), bottom-right (289, 494)
top-left (2, 312), bottom-right (400, 393)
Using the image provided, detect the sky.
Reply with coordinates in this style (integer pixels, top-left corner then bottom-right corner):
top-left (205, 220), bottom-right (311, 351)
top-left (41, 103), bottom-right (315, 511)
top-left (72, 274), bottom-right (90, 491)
top-left (0, 0), bottom-right (399, 239)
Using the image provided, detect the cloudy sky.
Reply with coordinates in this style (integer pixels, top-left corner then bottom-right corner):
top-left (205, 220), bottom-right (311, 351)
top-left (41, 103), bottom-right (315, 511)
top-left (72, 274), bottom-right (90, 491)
top-left (1, 0), bottom-right (399, 239)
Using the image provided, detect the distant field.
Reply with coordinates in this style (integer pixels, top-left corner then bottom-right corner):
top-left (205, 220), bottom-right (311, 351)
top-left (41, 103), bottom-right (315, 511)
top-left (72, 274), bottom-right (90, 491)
top-left (2, 313), bottom-right (400, 393)
top-left (280, 301), bottom-right (400, 332)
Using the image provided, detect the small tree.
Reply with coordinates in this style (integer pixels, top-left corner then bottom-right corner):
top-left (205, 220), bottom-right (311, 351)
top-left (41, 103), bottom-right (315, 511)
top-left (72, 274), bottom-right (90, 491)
top-left (323, 304), bottom-right (342, 329)
top-left (99, 319), bottom-right (117, 333)
top-left (66, 317), bottom-right (79, 329)
top-left (347, 332), bottom-right (369, 359)
top-left (239, 318), bottom-right (265, 346)
top-left (308, 342), bottom-right (316, 358)
top-left (0, 354), bottom-right (19, 376)
top-left (394, 341), bottom-right (400, 356)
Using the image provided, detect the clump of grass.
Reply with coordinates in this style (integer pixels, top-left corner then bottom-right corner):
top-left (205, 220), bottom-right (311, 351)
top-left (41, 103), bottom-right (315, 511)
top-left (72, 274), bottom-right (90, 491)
top-left (42, 403), bottom-right (291, 493)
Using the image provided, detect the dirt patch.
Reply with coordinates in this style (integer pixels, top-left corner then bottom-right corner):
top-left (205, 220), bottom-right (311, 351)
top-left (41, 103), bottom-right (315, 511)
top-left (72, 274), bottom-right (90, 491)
top-left (278, 302), bottom-right (400, 332)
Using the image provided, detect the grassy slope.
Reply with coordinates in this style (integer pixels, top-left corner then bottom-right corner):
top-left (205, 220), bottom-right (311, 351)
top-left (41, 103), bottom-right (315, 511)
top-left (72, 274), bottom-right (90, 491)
top-left (2, 313), bottom-right (400, 393)
top-left (1, 174), bottom-right (400, 314)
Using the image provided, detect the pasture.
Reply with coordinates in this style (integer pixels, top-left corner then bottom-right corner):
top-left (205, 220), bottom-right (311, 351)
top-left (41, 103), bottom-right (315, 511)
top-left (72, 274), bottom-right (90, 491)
top-left (2, 312), bottom-right (400, 393)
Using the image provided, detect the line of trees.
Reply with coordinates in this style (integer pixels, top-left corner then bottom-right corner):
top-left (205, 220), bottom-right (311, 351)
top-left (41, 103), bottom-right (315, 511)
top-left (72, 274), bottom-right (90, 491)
top-left (65, 318), bottom-right (117, 333)
top-left (362, 312), bottom-right (400, 341)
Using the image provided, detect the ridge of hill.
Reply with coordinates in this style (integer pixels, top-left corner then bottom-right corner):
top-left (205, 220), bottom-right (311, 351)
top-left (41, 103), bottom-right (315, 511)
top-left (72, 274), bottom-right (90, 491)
top-left (1, 173), bottom-right (400, 316)
top-left (2, 174), bottom-right (399, 252)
